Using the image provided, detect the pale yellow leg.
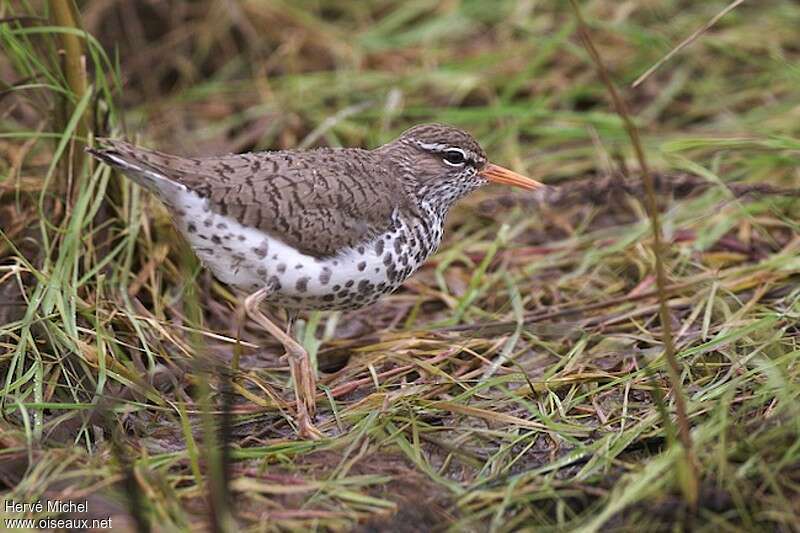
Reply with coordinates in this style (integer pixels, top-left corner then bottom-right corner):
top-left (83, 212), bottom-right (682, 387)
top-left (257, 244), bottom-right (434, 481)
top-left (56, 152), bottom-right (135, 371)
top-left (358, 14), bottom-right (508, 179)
top-left (244, 288), bottom-right (322, 440)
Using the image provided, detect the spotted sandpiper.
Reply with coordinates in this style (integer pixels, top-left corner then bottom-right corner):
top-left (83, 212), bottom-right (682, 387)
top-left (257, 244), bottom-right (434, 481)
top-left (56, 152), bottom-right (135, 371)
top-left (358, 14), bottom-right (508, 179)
top-left (88, 123), bottom-right (543, 438)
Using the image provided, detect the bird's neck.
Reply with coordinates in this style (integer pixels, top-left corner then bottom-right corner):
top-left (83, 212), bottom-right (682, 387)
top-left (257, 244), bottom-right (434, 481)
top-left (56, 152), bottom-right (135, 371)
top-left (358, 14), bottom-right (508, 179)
top-left (414, 176), bottom-right (484, 219)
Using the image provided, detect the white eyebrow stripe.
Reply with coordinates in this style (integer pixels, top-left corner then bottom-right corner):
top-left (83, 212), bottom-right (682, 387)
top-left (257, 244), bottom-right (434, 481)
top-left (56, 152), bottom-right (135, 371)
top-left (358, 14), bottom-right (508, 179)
top-left (417, 142), bottom-right (449, 152)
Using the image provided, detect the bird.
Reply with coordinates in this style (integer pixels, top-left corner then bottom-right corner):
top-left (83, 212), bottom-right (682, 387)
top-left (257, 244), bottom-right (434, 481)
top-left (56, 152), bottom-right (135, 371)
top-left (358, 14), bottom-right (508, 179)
top-left (87, 123), bottom-right (543, 439)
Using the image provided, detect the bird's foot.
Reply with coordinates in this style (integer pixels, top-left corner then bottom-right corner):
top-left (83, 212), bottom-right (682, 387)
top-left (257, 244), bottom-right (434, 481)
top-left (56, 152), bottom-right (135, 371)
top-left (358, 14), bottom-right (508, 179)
top-left (288, 345), bottom-right (322, 439)
top-left (296, 410), bottom-right (323, 440)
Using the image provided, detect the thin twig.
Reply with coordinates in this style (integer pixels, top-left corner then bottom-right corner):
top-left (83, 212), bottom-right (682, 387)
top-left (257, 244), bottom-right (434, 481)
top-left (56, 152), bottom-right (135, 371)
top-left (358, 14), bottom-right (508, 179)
top-left (50, 0), bottom-right (88, 128)
top-left (569, 0), bottom-right (699, 511)
top-left (49, 0), bottom-right (89, 188)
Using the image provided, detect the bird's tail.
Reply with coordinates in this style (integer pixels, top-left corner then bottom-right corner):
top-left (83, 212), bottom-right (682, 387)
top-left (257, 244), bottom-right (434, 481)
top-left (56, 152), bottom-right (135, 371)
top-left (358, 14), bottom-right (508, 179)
top-left (86, 139), bottom-right (188, 200)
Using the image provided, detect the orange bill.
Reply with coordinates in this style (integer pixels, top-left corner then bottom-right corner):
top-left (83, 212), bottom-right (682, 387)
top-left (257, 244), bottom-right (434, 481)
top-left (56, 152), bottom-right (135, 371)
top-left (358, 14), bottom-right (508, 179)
top-left (480, 163), bottom-right (543, 190)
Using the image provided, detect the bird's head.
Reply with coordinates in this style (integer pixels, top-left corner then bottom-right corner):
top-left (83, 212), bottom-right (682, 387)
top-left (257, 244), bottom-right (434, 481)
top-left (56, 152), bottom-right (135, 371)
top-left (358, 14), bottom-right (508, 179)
top-left (380, 123), bottom-right (542, 208)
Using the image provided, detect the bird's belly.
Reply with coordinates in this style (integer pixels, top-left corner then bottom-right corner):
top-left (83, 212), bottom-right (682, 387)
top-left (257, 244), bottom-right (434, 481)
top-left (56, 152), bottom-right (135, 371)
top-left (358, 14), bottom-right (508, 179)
top-left (172, 189), bottom-right (440, 310)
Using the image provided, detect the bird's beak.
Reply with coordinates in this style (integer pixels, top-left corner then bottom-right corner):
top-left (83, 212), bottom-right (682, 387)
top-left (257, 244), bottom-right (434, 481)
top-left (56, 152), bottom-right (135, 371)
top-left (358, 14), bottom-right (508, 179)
top-left (480, 163), bottom-right (543, 190)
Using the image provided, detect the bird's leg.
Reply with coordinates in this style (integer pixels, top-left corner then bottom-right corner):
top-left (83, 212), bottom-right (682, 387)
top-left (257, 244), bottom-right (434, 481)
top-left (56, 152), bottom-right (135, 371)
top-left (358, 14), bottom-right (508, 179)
top-left (282, 309), bottom-right (318, 420)
top-left (285, 310), bottom-right (297, 336)
top-left (243, 288), bottom-right (321, 440)
top-left (277, 311), bottom-right (297, 363)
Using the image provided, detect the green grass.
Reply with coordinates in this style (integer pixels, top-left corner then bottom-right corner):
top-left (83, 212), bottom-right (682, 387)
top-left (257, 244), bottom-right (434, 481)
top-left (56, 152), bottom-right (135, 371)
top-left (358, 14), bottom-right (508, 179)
top-left (2, 0), bottom-right (800, 531)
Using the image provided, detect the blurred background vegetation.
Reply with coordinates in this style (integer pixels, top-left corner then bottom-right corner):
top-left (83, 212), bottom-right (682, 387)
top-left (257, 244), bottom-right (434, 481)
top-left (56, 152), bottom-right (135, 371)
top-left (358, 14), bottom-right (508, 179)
top-left (1, 0), bottom-right (799, 531)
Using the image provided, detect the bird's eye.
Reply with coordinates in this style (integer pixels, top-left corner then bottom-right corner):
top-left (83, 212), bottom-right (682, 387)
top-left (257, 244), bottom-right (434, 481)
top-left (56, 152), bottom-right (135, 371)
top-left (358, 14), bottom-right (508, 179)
top-left (442, 149), bottom-right (467, 166)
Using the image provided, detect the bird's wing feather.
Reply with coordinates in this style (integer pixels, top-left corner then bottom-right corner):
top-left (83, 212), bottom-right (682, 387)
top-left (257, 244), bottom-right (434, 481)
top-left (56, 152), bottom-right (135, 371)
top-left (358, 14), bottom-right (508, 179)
top-left (91, 140), bottom-right (407, 257)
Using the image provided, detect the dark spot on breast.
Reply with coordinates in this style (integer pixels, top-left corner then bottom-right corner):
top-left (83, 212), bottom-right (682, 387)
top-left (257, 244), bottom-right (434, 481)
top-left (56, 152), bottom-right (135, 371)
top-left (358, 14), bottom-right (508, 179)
top-left (177, 209), bottom-right (187, 216)
top-left (332, 284), bottom-right (341, 291)
top-left (358, 279), bottom-right (370, 294)
top-left (295, 264), bottom-right (303, 269)
top-left (211, 235), bottom-right (221, 244)
top-left (383, 252), bottom-right (393, 266)
top-left (323, 294), bottom-right (335, 302)
top-left (394, 239), bottom-right (403, 254)
top-left (296, 276), bottom-right (310, 292)
top-left (357, 261), bottom-right (366, 271)
top-left (204, 218), bottom-right (213, 227)
top-left (238, 235), bottom-right (246, 241)
top-left (358, 246), bottom-right (365, 254)
top-left (277, 263), bottom-right (287, 273)
top-left (268, 275), bottom-right (282, 291)
top-left (257, 267), bottom-right (267, 276)
top-left (345, 280), bottom-right (354, 288)
top-left (216, 222), bottom-right (228, 230)
top-left (387, 263), bottom-right (398, 282)
top-left (253, 243), bottom-right (268, 258)
top-left (319, 267), bottom-right (332, 284)
top-left (187, 224), bottom-right (197, 233)
top-left (375, 240), bottom-right (384, 256)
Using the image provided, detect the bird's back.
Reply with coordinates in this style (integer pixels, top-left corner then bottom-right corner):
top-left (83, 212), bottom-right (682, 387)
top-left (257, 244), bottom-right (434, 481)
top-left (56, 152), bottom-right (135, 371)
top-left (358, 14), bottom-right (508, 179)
top-left (89, 139), bottom-right (415, 255)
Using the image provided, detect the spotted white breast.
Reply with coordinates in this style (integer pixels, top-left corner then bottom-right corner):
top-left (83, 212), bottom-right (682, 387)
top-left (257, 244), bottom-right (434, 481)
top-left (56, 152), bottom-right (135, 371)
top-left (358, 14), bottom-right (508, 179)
top-left (172, 187), bottom-right (443, 310)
